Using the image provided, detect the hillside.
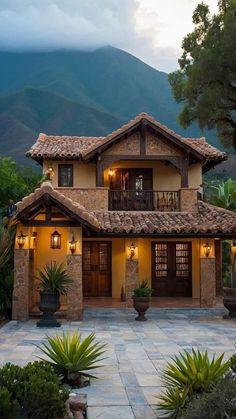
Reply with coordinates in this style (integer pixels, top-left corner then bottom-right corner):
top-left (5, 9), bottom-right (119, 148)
top-left (0, 46), bottom-right (231, 166)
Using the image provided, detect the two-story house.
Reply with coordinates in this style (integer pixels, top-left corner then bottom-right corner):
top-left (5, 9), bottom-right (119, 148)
top-left (12, 113), bottom-right (236, 321)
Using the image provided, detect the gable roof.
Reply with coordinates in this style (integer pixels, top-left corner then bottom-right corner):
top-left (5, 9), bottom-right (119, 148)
top-left (26, 112), bottom-right (227, 169)
top-left (15, 181), bottom-right (100, 230)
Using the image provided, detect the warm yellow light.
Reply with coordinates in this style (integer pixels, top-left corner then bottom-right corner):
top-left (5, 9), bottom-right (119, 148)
top-left (108, 169), bottom-right (115, 178)
top-left (45, 166), bottom-right (55, 179)
top-left (51, 230), bottom-right (61, 249)
top-left (128, 242), bottom-right (137, 259)
top-left (17, 231), bottom-right (28, 248)
top-left (69, 233), bottom-right (77, 254)
top-left (232, 240), bottom-right (236, 253)
top-left (203, 242), bottom-right (211, 258)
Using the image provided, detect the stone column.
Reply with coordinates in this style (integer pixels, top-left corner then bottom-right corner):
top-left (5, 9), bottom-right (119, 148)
top-left (67, 254), bottom-right (83, 320)
top-left (200, 257), bottom-right (216, 307)
top-left (215, 240), bottom-right (223, 295)
top-left (180, 188), bottom-right (198, 212)
top-left (125, 259), bottom-right (139, 308)
top-left (12, 249), bottom-right (33, 321)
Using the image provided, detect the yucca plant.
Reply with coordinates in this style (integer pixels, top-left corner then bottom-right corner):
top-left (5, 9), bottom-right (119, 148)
top-left (37, 261), bottom-right (73, 295)
top-left (157, 348), bottom-right (229, 417)
top-left (38, 331), bottom-right (107, 386)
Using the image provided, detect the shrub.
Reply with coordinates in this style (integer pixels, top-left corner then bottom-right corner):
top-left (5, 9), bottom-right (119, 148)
top-left (157, 348), bottom-right (229, 417)
top-left (180, 375), bottom-right (236, 419)
top-left (38, 331), bottom-right (106, 386)
top-left (36, 261), bottom-right (73, 295)
top-left (0, 361), bottom-right (69, 419)
top-left (133, 280), bottom-right (153, 297)
top-left (0, 386), bottom-right (20, 419)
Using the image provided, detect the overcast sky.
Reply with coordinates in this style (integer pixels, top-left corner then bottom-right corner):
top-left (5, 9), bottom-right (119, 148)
top-left (0, 0), bottom-right (218, 72)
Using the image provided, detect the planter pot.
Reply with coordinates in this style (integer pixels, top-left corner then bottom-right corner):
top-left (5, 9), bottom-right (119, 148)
top-left (223, 287), bottom-right (236, 318)
top-left (37, 292), bottom-right (61, 327)
top-left (132, 296), bottom-right (151, 321)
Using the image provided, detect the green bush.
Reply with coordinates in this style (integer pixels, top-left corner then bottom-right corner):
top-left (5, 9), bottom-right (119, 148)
top-left (133, 280), bottom-right (153, 297)
top-left (0, 386), bottom-right (20, 419)
top-left (180, 375), bottom-right (236, 419)
top-left (36, 261), bottom-right (73, 295)
top-left (38, 331), bottom-right (106, 386)
top-left (157, 349), bottom-right (229, 418)
top-left (0, 361), bottom-right (69, 419)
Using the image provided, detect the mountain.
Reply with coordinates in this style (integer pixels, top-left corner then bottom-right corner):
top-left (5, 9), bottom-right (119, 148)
top-left (0, 47), bottom-right (230, 166)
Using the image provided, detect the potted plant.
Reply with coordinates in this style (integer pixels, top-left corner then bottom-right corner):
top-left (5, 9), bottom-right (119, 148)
top-left (36, 261), bottom-right (73, 327)
top-left (223, 240), bottom-right (236, 317)
top-left (132, 280), bottom-right (153, 321)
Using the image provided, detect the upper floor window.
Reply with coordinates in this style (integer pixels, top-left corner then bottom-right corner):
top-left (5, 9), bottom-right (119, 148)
top-left (58, 164), bottom-right (73, 187)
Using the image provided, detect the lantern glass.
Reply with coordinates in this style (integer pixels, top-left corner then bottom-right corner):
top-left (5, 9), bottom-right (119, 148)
top-left (203, 242), bottom-right (211, 257)
top-left (69, 233), bottom-right (77, 254)
top-left (108, 169), bottom-right (115, 178)
top-left (51, 230), bottom-right (61, 249)
top-left (128, 242), bottom-right (136, 259)
top-left (17, 231), bottom-right (27, 248)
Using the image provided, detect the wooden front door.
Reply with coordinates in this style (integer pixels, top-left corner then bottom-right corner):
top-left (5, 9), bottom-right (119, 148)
top-left (83, 241), bottom-right (112, 297)
top-left (152, 242), bottom-right (192, 297)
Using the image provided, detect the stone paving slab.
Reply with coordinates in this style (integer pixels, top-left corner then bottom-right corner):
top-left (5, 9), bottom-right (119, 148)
top-left (0, 307), bottom-right (236, 418)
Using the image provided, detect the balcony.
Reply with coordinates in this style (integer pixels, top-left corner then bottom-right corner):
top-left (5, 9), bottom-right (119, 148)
top-left (108, 190), bottom-right (180, 211)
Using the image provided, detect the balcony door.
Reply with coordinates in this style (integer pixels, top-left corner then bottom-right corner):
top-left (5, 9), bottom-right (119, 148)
top-left (152, 242), bottom-right (192, 297)
top-left (83, 242), bottom-right (112, 297)
top-left (110, 168), bottom-right (153, 210)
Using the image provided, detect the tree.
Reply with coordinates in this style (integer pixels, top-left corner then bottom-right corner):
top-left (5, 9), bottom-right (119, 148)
top-left (210, 178), bottom-right (236, 210)
top-left (169, 0), bottom-right (236, 147)
top-left (0, 157), bottom-right (39, 216)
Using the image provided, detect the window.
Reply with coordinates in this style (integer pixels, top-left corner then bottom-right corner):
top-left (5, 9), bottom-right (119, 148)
top-left (58, 164), bottom-right (73, 187)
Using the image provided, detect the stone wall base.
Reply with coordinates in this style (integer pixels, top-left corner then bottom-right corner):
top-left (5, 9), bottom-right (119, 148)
top-left (67, 254), bottom-right (83, 320)
top-left (200, 258), bottom-right (216, 308)
top-left (125, 259), bottom-right (138, 308)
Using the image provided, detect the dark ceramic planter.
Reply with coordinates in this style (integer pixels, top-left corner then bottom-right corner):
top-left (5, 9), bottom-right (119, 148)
top-left (223, 287), bottom-right (236, 318)
top-left (37, 292), bottom-right (61, 327)
top-left (132, 296), bottom-right (151, 321)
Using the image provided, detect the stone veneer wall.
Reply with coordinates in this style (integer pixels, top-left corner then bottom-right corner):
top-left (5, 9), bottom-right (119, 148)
top-left (126, 259), bottom-right (138, 308)
top-left (180, 188), bottom-right (198, 212)
top-left (55, 188), bottom-right (108, 210)
top-left (12, 249), bottom-right (34, 321)
top-left (200, 258), bottom-right (216, 307)
top-left (67, 254), bottom-right (83, 320)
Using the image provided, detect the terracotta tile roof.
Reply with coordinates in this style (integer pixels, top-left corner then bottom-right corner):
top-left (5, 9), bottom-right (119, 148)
top-left (15, 182), bottom-right (236, 235)
top-left (26, 113), bottom-right (226, 165)
top-left (92, 201), bottom-right (236, 235)
top-left (15, 181), bottom-right (100, 229)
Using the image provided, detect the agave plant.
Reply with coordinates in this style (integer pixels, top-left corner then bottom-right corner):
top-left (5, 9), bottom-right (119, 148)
top-left (36, 262), bottom-right (73, 295)
top-left (157, 348), bottom-right (229, 417)
top-left (38, 331), bottom-right (106, 386)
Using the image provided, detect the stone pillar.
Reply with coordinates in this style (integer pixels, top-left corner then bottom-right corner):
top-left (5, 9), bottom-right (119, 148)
top-left (180, 188), bottom-right (198, 212)
top-left (215, 240), bottom-right (223, 295)
top-left (125, 259), bottom-right (139, 308)
top-left (12, 249), bottom-right (33, 321)
top-left (67, 254), bottom-right (83, 320)
top-left (200, 258), bottom-right (216, 307)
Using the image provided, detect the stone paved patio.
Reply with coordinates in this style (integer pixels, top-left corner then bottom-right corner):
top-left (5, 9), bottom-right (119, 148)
top-left (0, 307), bottom-right (236, 419)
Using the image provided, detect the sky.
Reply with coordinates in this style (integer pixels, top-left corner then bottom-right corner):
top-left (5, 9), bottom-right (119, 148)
top-left (0, 0), bottom-right (219, 73)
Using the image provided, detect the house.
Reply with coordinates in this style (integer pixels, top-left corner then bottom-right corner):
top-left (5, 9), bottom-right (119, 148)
top-left (12, 112), bottom-right (236, 321)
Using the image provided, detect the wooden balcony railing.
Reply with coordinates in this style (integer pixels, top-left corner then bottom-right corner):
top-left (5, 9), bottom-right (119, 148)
top-left (108, 190), bottom-right (180, 211)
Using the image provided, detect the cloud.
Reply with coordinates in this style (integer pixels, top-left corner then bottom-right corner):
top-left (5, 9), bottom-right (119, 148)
top-left (0, 0), bottom-right (219, 72)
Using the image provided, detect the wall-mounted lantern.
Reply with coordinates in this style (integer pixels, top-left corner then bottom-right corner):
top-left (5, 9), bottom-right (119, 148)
top-left (69, 232), bottom-right (77, 254)
top-left (51, 230), bottom-right (61, 249)
top-left (203, 242), bottom-right (211, 258)
top-left (128, 242), bottom-right (137, 260)
top-left (17, 231), bottom-right (28, 248)
top-left (45, 166), bottom-right (54, 180)
top-left (108, 169), bottom-right (115, 179)
top-left (231, 239), bottom-right (236, 254)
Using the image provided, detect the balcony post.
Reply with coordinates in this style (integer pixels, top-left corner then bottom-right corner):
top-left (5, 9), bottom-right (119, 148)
top-left (96, 158), bottom-right (104, 187)
top-left (180, 156), bottom-right (189, 188)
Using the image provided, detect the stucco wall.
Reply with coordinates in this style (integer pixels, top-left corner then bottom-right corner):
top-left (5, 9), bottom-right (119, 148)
top-left (43, 159), bottom-right (202, 191)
